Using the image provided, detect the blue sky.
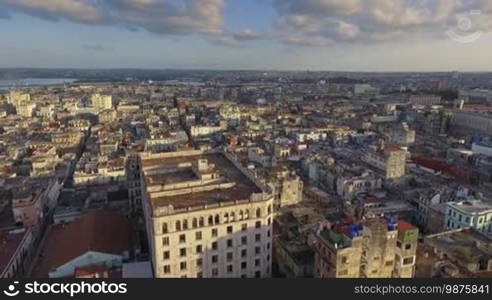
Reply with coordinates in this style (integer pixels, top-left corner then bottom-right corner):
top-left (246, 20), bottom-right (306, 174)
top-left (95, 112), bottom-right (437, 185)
top-left (1, 0), bottom-right (492, 71)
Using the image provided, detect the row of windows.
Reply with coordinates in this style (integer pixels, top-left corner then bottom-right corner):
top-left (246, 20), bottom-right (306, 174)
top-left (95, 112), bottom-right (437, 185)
top-left (162, 222), bottom-right (271, 246)
top-left (162, 207), bottom-right (272, 233)
top-left (163, 258), bottom-right (271, 276)
top-left (164, 244), bottom-right (270, 260)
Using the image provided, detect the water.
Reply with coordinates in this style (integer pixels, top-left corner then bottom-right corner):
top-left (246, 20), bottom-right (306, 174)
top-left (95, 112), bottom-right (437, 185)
top-left (0, 78), bottom-right (78, 90)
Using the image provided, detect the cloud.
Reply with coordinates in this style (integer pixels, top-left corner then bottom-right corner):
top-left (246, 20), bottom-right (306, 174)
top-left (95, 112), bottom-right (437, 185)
top-left (269, 0), bottom-right (492, 47)
top-left (0, 0), bottom-right (226, 36)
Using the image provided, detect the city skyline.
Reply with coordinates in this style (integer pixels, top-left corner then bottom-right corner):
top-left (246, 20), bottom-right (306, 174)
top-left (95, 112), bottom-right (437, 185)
top-left (1, 0), bottom-right (492, 71)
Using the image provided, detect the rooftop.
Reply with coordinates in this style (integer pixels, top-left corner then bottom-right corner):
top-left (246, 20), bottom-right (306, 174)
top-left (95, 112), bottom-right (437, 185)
top-left (141, 150), bottom-right (266, 211)
top-left (32, 210), bottom-right (131, 278)
top-left (449, 200), bottom-right (492, 214)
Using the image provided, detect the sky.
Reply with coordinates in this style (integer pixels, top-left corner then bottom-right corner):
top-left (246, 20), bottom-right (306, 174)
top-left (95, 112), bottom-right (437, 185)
top-left (1, 0), bottom-right (492, 71)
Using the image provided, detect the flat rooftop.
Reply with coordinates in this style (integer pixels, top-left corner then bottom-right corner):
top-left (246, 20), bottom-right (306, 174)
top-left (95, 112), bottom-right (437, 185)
top-left (0, 229), bottom-right (28, 276)
top-left (450, 201), bottom-right (492, 214)
top-left (142, 151), bottom-right (264, 210)
top-left (425, 229), bottom-right (492, 264)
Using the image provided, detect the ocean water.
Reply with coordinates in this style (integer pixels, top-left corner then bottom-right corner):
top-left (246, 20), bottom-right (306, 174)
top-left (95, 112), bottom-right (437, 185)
top-left (0, 78), bottom-right (78, 90)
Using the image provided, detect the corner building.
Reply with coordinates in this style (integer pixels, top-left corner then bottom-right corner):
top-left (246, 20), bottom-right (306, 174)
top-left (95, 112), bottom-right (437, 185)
top-left (140, 149), bottom-right (274, 278)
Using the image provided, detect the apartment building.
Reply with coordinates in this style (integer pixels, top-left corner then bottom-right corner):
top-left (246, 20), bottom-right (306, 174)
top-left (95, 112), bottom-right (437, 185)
top-left (445, 200), bottom-right (492, 237)
top-left (313, 218), bottom-right (415, 278)
top-left (140, 149), bottom-right (274, 278)
top-left (362, 145), bottom-right (406, 180)
top-left (91, 93), bottom-right (113, 113)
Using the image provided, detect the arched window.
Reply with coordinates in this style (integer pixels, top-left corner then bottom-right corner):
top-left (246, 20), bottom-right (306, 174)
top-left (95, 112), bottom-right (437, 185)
top-left (256, 208), bottom-right (261, 218)
top-left (239, 210), bottom-right (244, 220)
top-left (183, 219), bottom-right (188, 230)
top-left (245, 209), bottom-right (250, 219)
top-left (208, 215), bottom-right (214, 225)
top-left (224, 213), bottom-right (229, 223)
top-left (230, 212), bottom-right (235, 222)
top-left (267, 205), bottom-right (272, 215)
top-left (199, 217), bottom-right (205, 227)
top-left (162, 222), bottom-right (168, 234)
top-left (192, 218), bottom-right (198, 228)
top-left (215, 214), bottom-right (220, 224)
top-left (176, 220), bottom-right (181, 231)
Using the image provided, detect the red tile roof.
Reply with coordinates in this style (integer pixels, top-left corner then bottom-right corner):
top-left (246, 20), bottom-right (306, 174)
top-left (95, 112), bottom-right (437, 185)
top-left (32, 210), bottom-right (131, 278)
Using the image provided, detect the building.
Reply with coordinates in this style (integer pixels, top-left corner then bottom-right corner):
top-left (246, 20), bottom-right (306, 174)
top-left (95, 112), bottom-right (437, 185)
top-left (445, 200), bottom-right (492, 237)
top-left (91, 93), bottom-right (113, 113)
top-left (393, 221), bottom-right (418, 278)
top-left (313, 218), bottom-right (406, 278)
top-left (362, 145), bottom-right (406, 180)
top-left (409, 95), bottom-right (441, 106)
top-left (0, 228), bottom-right (34, 278)
top-left (424, 228), bottom-right (492, 277)
top-left (389, 123), bottom-right (415, 146)
top-left (268, 168), bottom-right (303, 211)
top-left (140, 149), bottom-right (274, 278)
top-left (32, 211), bottom-right (131, 278)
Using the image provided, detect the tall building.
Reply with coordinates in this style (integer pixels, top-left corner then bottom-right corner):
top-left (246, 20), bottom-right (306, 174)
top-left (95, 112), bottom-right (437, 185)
top-left (140, 149), bottom-right (274, 278)
top-left (362, 145), bottom-right (407, 180)
top-left (268, 168), bottom-right (303, 211)
top-left (313, 218), bottom-right (416, 278)
top-left (393, 221), bottom-right (419, 278)
top-left (91, 93), bottom-right (113, 112)
top-left (409, 95), bottom-right (441, 106)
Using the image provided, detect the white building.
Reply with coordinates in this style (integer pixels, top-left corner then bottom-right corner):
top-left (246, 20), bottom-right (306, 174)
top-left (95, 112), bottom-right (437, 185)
top-left (445, 200), bottom-right (492, 237)
top-left (91, 93), bottom-right (113, 112)
top-left (140, 149), bottom-right (274, 278)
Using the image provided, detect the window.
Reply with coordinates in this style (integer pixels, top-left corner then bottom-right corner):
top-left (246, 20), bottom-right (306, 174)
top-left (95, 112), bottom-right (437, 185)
top-left (267, 205), bottom-right (272, 214)
top-left (183, 220), bottom-right (188, 230)
top-left (212, 255), bottom-right (218, 264)
top-left (162, 223), bottom-right (168, 233)
top-left (241, 262), bottom-right (247, 269)
top-left (227, 252), bottom-right (233, 262)
top-left (212, 228), bottom-right (218, 237)
top-left (212, 268), bottom-right (219, 277)
top-left (255, 234), bottom-right (261, 242)
top-left (196, 231), bottom-right (202, 241)
top-left (163, 237), bottom-right (170, 246)
top-left (255, 271), bottom-right (261, 278)
top-left (199, 217), bottom-right (204, 227)
top-left (212, 242), bottom-right (218, 250)
top-left (208, 216), bottom-right (214, 225)
top-left (239, 210), bottom-right (244, 220)
top-left (266, 243), bottom-right (270, 250)
top-left (241, 249), bottom-right (247, 258)
top-left (196, 245), bottom-right (203, 254)
top-left (180, 262), bottom-right (187, 271)
top-left (255, 246), bottom-right (260, 255)
top-left (256, 208), bottom-right (261, 218)
top-left (245, 209), bottom-right (250, 219)
top-left (255, 221), bottom-right (261, 228)
top-left (180, 248), bottom-right (187, 257)
top-left (267, 230), bottom-right (271, 237)
top-left (227, 265), bottom-right (233, 273)
top-left (227, 239), bottom-right (233, 248)
top-left (405, 244), bottom-right (412, 250)
top-left (197, 258), bottom-right (203, 267)
top-left (192, 218), bottom-right (198, 228)
top-left (215, 215), bottom-right (220, 224)
top-left (179, 234), bottom-right (186, 243)
top-left (227, 226), bottom-right (233, 234)
top-left (176, 220), bottom-right (181, 231)
top-left (163, 251), bottom-right (170, 260)
top-left (241, 236), bottom-right (247, 245)
top-left (255, 259), bottom-right (260, 266)
top-left (242, 223), bottom-right (248, 231)
top-left (396, 241), bottom-right (402, 248)
top-left (224, 213), bottom-right (229, 222)
top-left (163, 265), bottom-right (171, 274)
